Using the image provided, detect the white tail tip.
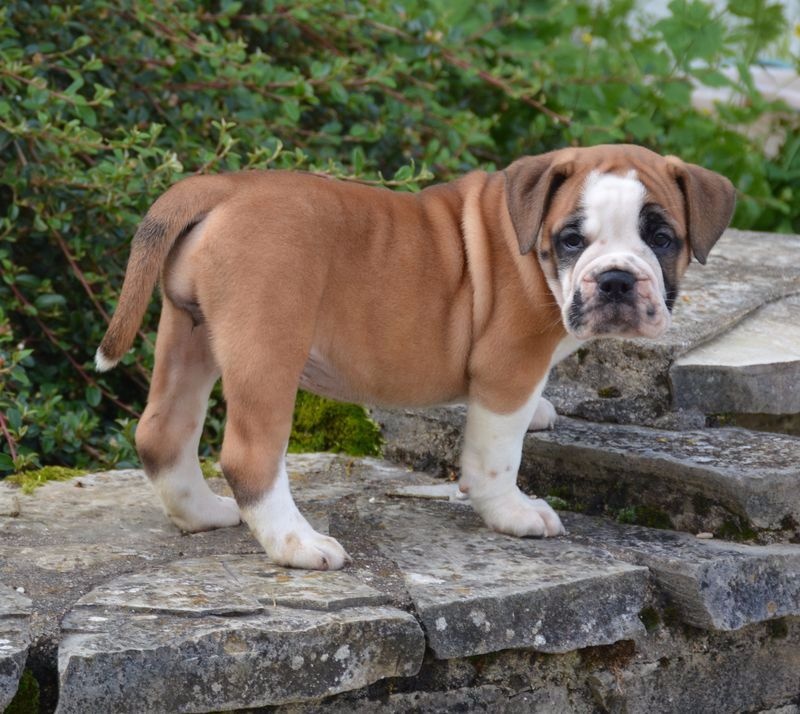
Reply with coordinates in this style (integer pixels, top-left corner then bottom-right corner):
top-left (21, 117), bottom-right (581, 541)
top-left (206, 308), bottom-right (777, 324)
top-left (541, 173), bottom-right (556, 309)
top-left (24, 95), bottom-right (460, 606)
top-left (94, 348), bottom-right (118, 372)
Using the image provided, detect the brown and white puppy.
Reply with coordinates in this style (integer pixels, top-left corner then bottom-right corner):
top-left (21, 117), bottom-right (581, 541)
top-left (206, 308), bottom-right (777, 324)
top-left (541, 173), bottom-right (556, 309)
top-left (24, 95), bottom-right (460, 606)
top-left (95, 144), bottom-right (735, 570)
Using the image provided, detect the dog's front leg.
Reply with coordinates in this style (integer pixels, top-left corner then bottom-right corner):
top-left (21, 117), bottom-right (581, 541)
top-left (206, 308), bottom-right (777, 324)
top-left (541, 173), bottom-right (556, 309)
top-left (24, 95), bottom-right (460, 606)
top-left (460, 385), bottom-right (565, 537)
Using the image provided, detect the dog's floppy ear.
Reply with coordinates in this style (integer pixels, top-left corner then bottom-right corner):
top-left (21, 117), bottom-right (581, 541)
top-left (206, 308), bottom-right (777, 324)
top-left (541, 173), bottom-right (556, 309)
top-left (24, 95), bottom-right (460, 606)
top-left (665, 157), bottom-right (736, 265)
top-left (504, 153), bottom-right (576, 255)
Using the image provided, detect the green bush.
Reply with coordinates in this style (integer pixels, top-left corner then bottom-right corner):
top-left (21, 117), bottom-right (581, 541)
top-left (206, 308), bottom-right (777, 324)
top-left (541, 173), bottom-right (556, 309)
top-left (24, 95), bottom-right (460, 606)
top-left (0, 0), bottom-right (795, 472)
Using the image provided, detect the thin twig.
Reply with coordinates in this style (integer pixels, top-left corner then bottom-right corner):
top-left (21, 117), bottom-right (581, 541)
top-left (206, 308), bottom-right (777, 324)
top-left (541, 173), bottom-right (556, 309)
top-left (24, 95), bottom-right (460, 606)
top-left (0, 410), bottom-right (19, 461)
top-left (4, 281), bottom-right (141, 418)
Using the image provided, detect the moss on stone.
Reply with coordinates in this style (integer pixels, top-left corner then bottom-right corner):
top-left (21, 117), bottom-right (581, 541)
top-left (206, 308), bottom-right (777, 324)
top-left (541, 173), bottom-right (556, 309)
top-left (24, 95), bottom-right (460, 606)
top-left (639, 606), bottom-right (661, 632)
top-left (5, 669), bottom-right (39, 714)
top-left (661, 604), bottom-right (684, 629)
top-left (548, 485), bottom-right (574, 501)
top-left (692, 493), bottom-right (712, 517)
top-left (616, 505), bottom-right (673, 530)
top-left (289, 391), bottom-right (382, 457)
top-left (6, 465), bottom-right (88, 494)
top-left (766, 618), bottom-right (789, 639)
top-left (544, 495), bottom-right (571, 511)
top-left (596, 386), bottom-right (621, 399)
top-left (200, 459), bottom-right (220, 479)
top-left (717, 516), bottom-right (758, 542)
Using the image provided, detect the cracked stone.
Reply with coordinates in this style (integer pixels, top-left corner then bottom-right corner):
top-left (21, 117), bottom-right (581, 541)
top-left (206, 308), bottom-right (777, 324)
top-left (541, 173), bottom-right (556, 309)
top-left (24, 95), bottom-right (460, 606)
top-left (375, 407), bottom-right (800, 533)
top-left (5, 453), bottom-right (800, 713)
top-left (565, 514), bottom-right (800, 630)
top-left (355, 497), bottom-right (648, 658)
top-left (56, 555), bottom-right (423, 713)
top-left (0, 585), bottom-right (31, 711)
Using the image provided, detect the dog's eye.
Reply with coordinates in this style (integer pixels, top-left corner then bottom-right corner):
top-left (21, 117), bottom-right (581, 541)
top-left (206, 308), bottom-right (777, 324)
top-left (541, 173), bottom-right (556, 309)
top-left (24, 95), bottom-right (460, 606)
top-left (559, 230), bottom-right (584, 250)
top-left (648, 231), bottom-right (672, 250)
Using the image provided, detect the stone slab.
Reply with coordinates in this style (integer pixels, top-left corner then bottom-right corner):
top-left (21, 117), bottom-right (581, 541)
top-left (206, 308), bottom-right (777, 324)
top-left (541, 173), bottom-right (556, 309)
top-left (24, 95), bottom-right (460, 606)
top-left (5, 453), bottom-right (800, 712)
top-left (269, 620), bottom-right (800, 713)
top-left (671, 294), bottom-right (800, 414)
top-left (564, 514), bottom-right (800, 630)
top-left (545, 229), bottom-right (800, 425)
top-left (0, 585), bottom-right (31, 711)
top-left (0, 461), bottom-right (338, 712)
top-left (56, 555), bottom-right (423, 713)
top-left (376, 482), bottom-right (800, 636)
top-left (523, 418), bottom-right (800, 532)
top-left (75, 555), bottom-right (391, 614)
top-left (375, 407), bottom-right (800, 534)
top-left (57, 609), bottom-right (422, 714)
top-left (357, 498), bottom-right (648, 659)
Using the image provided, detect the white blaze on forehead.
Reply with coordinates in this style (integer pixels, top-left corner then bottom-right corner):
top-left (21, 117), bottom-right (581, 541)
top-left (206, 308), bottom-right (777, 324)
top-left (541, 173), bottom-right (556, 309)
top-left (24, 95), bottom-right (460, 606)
top-left (580, 170), bottom-right (646, 241)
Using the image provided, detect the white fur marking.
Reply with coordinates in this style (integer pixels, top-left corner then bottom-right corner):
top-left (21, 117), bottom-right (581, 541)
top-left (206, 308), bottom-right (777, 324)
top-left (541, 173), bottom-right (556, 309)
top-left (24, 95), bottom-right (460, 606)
top-left (560, 171), bottom-right (671, 339)
top-left (148, 374), bottom-right (240, 533)
top-left (240, 459), bottom-right (350, 570)
top-left (153, 440), bottom-right (240, 533)
top-left (580, 170), bottom-right (647, 244)
top-left (461, 386), bottom-right (565, 537)
top-left (94, 348), bottom-right (117, 372)
top-left (549, 334), bottom-right (584, 367)
top-left (528, 397), bottom-right (557, 431)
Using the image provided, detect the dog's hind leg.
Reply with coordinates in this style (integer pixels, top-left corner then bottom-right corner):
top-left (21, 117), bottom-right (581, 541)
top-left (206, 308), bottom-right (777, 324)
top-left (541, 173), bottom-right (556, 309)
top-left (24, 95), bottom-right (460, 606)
top-left (135, 301), bottom-right (241, 532)
top-left (212, 317), bottom-right (350, 571)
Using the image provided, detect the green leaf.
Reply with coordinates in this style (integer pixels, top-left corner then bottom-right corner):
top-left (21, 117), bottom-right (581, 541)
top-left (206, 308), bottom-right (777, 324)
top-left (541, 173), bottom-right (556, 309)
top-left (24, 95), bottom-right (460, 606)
top-left (6, 409), bottom-right (22, 431)
top-left (348, 123), bottom-right (368, 138)
top-left (85, 385), bottom-right (101, 407)
top-left (283, 100), bottom-right (300, 123)
top-left (10, 367), bottom-right (30, 387)
top-left (65, 70), bottom-right (85, 96)
top-left (351, 146), bottom-right (365, 174)
top-left (34, 293), bottom-right (66, 310)
top-left (655, 1), bottom-right (725, 66)
top-left (392, 164), bottom-right (413, 181)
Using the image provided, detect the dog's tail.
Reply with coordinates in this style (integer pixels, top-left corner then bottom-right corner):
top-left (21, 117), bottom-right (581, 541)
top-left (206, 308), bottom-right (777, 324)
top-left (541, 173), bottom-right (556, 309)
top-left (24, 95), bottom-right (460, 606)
top-left (95, 174), bottom-right (235, 371)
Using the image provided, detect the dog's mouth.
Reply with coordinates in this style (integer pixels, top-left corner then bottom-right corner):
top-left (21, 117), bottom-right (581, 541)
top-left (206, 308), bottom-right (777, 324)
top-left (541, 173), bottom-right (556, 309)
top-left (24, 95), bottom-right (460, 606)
top-left (565, 268), bottom-right (670, 340)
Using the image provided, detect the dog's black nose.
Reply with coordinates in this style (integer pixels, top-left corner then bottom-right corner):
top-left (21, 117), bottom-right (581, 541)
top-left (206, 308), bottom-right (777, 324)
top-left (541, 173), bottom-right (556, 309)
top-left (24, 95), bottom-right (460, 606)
top-left (597, 270), bottom-right (636, 302)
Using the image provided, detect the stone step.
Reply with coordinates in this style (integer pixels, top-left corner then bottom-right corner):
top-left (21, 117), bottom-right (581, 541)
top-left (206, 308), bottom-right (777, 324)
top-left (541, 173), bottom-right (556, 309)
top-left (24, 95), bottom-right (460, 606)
top-left (56, 557), bottom-right (424, 714)
top-left (386, 481), bottom-right (800, 632)
top-left (374, 407), bottom-right (800, 538)
top-left (3, 455), bottom-right (800, 712)
top-left (671, 294), bottom-right (800, 415)
top-left (0, 586), bottom-right (31, 712)
top-left (544, 229), bottom-right (800, 426)
top-left (564, 514), bottom-right (800, 631)
top-left (354, 487), bottom-right (648, 659)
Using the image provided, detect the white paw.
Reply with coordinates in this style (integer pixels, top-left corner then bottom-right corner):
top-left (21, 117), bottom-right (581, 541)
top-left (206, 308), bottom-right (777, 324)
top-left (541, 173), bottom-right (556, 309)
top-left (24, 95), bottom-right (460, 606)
top-left (473, 488), bottom-right (565, 538)
top-left (267, 526), bottom-right (351, 570)
top-left (528, 397), bottom-right (557, 431)
top-left (167, 494), bottom-right (242, 533)
top-left (239, 461), bottom-right (351, 570)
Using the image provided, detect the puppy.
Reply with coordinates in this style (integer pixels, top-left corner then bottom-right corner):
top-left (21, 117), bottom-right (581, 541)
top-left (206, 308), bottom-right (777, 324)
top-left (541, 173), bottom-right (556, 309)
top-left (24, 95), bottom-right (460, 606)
top-left (95, 144), bottom-right (735, 570)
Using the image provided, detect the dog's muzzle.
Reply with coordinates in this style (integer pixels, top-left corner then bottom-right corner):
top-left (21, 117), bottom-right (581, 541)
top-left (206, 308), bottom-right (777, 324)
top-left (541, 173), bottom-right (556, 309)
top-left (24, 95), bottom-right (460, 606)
top-left (565, 263), bottom-right (669, 340)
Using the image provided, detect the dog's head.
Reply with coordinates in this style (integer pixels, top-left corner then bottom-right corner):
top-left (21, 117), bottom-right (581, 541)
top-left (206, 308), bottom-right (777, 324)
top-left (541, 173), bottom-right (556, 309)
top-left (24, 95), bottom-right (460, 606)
top-left (505, 144), bottom-right (735, 340)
